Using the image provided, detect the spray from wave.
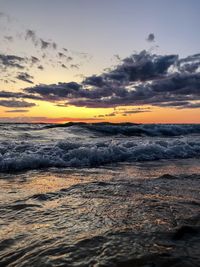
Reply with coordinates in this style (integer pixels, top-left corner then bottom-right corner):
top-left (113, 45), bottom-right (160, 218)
top-left (0, 137), bottom-right (199, 172)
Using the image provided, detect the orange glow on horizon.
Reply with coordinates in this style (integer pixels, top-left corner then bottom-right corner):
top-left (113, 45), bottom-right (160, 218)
top-left (0, 102), bottom-right (199, 124)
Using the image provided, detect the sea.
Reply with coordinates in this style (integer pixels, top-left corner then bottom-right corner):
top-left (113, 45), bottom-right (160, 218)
top-left (0, 123), bottom-right (200, 267)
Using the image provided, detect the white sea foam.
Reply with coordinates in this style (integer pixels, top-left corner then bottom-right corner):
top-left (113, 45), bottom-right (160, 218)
top-left (0, 137), bottom-right (199, 172)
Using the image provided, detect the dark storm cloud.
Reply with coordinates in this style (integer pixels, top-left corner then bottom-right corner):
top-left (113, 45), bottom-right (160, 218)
top-left (16, 72), bottom-right (34, 84)
top-left (2, 50), bottom-right (200, 110)
top-left (0, 100), bottom-right (35, 108)
top-left (146, 33), bottom-right (155, 42)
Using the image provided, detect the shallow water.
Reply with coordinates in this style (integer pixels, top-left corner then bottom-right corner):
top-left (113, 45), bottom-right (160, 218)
top-left (0, 123), bottom-right (200, 266)
top-left (0, 159), bottom-right (200, 266)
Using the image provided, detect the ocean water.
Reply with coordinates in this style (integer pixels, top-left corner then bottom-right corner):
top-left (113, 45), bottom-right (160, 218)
top-left (0, 123), bottom-right (200, 266)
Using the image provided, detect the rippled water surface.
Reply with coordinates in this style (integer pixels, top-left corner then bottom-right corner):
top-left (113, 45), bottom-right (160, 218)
top-left (0, 123), bottom-right (200, 266)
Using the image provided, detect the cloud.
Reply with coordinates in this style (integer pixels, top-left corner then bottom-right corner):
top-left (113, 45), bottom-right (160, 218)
top-left (146, 33), bottom-right (155, 42)
top-left (40, 39), bottom-right (51, 49)
top-left (121, 108), bottom-right (151, 114)
top-left (24, 82), bottom-right (81, 101)
top-left (96, 114), bottom-right (105, 118)
top-left (0, 54), bottom-right (25, 69)
top-left (38, 65), bottom-right (44, 70)
top-left (70, 64), bottom-right (79, 69)
top-left (0, 100), bottom-right (36, 108)
top-left (21, 51), bottom-right (179, 107)
top-left (52, 42), bottom-right (57, 50)
top-left (31, 56), bottom-right (40, 64)
top-left (1, 18), bottom-right (92, 80)
top-left (0, 91), bottom-right (25, 98)
top-left (0, 53), bottom-right (41, 82)
top-left (0, 12), bottom-right (6, 18)
top-left (61, 64), bottom-right (67, 69)
top-left (25, 29), bottom-right (58, 51)
top-left (0, 12), bottom-right (11, 22)
top-left (0, 116), bottom-right (100, 123)
top-left (83, 75), bottom-right (105, 87)
top-left (2, 50), bottom-right (200, 110)
top-left (173, 101), bottom-right (200, 109)
top-left (16, 72), bottom-right (34, 84)
top-left (58, 52), bottom-right (66, 58)
top-left (5, 109), bottom-right (29, 113)
top-left (106, 112), bottom-right (116, 117)
top-left (67, 57), bottom-right (73, 62)
top-left (96, 108), bottom-right (151, 118)
top-left (0, 90), bottom-right (42, 101)
top-left (4, 36), bottom-right (13, 42)
top-left (25, 30), bottom-right (37, 43)
top-left (96, 112), bottom-right (116, 118)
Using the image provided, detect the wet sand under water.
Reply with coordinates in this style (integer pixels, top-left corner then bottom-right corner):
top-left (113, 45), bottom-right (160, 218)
top-left (0, 159), bottom-right (200, 267)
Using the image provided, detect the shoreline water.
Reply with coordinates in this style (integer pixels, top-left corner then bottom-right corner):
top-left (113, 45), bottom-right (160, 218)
top-left (0, 158), bottom-right (200, 266)
top-left (0, 124), bottom-right (200, 266)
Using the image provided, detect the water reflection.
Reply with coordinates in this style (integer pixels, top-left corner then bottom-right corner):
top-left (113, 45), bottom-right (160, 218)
top-left (0, 159), bottom-right (200, 266)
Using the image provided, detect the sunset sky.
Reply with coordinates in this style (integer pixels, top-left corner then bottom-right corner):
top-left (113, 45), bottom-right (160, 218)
top-left (0, 0), bottom-right (199, 123)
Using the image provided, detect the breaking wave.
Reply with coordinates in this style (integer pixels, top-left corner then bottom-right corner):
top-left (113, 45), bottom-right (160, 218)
top-left (0, 138), bottom-right (200, 172)
top-left (44, 123), bottom-right (200, 137)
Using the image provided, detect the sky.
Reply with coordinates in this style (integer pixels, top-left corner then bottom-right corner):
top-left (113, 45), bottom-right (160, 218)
top-left (0, 0), bottom-right (199, 123)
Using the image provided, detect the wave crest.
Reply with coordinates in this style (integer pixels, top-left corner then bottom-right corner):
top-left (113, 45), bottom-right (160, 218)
top-left (44, 123), bottom-right (200, 137)
top-left (0, 138), bottom-right (199, 172)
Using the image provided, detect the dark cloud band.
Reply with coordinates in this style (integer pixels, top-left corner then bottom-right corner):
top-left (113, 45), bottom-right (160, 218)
top-left (1, 50), bottom-right (200, 110)
top-left (20, 51), bottom-right (200, 109)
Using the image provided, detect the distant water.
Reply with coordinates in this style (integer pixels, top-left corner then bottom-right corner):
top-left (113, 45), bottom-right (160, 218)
top-left (0, 123), bottom-right (200, 266)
